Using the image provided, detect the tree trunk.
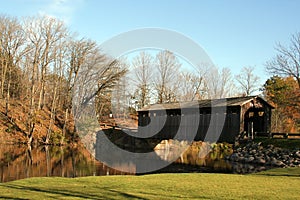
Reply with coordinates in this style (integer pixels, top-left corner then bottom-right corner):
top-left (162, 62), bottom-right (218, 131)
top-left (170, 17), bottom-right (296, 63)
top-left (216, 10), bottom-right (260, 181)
top-left (61, 108), bottom-right (69, 145)
top-left (26, 144), bottom-right (33, 178)
top-left (38, 76), bottom-right (45, 110)
top-left (5, 77), bottom-right (10, 116)
top-left (45, 146), bottom-right (51, 177)
top-left (60, 146), bottom-right (65, 177)
top-left (28, 60), bottom-right (37, 145)
top-left (45, 81), bottom-right (58, 144)
top-left (1, 61), bottom-right (7, 98)
top-left (27, 122), bottom-right (34, 144)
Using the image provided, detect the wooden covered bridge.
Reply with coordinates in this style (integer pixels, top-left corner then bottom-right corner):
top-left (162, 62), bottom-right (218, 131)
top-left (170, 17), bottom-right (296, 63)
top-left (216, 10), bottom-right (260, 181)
top-left (137, 96), bottom-right (274, 143)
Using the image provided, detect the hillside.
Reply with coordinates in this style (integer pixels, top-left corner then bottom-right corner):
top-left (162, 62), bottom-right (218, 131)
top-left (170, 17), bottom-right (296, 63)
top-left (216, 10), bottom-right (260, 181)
top-left (0, 99), bottom-right (75, 145)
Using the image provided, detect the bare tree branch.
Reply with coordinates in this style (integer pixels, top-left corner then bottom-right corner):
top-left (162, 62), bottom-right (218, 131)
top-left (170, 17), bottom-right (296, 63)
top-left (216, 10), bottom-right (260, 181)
top-left (266, 32), bottom-right (300, 88)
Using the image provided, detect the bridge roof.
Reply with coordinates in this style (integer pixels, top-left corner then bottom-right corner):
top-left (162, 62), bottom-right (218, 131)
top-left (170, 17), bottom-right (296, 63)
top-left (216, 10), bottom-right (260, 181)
top-left (138, 96), bottom-right (274, 112)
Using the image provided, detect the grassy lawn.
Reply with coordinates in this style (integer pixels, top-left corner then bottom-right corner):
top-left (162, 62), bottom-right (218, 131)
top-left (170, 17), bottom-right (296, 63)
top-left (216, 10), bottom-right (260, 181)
top-left (0, 168), bottom-right (299, 199)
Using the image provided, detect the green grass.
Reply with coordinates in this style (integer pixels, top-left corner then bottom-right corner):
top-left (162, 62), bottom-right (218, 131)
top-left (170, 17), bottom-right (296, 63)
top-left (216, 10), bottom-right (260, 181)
top-left (0, 168), bottom-right (299, 199)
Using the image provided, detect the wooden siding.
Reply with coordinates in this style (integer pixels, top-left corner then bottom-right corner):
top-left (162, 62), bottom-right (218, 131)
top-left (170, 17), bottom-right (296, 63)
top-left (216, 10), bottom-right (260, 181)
top-left (138, 108), bottom-right (240, 143)
top-left (137, 96), bottom-right (274, 143)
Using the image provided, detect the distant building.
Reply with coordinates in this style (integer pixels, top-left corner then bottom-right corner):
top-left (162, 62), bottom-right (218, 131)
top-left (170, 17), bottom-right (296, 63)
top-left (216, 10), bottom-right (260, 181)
top-left (137, 96), bottom-right (274, 143)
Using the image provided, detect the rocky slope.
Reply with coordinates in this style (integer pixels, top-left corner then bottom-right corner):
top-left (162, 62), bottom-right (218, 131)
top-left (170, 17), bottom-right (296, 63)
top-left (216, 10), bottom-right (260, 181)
top-left (226, 141), bottom-right (300, 168)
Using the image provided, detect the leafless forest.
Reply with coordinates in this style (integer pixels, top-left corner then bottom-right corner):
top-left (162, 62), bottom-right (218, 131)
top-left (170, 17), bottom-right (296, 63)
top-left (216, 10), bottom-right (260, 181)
top-left (0, 15), bottom-right (299, 145)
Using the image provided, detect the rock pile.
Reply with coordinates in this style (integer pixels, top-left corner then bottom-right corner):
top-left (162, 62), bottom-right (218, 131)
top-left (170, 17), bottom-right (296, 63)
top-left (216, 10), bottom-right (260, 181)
top-left (226, 142), bottom-right (300, 168)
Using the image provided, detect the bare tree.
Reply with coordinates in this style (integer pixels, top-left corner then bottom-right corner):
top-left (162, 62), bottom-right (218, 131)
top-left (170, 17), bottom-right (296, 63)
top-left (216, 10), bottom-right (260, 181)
top-left (61, 38), bottom-right (98, 143)
top-left (204, 66), bottom-right (234, 99)
top-left (266, 32), bottom-right (300, 88)
top-left (177, 71), bottom-right (205, 101)
top-left (219, 67), bottom-right (234, 97)
top-left (132, 51), bottom-right (153, 108)
top-left (39, 16), bottom-right (67, 110)
top-left (71, 44), bottom-right (127, 124)
top-left (155, 50), bottom-right (181, 103)
top-left (0, 15), bottom-right (26, 115)
top-left (0, 14), bottom-right (130, 145)
top-left (111, 71), bottom-right (131, 118)
top-left (23, 16), bottom-right (69, 144)
top-left (235, 66), bottom-right (260, 96)
top-left (45, 37), bottom-right (69, 144)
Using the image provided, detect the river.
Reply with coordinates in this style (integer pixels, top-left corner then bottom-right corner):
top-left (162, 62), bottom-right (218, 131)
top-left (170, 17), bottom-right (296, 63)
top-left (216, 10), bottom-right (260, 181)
top-left (0, 141), bottom-right (272, 182)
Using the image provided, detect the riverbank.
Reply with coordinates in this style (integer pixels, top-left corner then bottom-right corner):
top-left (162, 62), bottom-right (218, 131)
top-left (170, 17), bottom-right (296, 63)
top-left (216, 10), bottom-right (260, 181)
top-left (227, 139), bottom-right (300, 170)
top-left (0, 167), bottom-right (299, 199)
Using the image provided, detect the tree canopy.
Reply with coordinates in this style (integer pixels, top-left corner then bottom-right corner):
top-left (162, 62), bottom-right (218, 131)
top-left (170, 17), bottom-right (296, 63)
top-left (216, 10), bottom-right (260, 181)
top-left (263, 76), bottom-right (300, 132)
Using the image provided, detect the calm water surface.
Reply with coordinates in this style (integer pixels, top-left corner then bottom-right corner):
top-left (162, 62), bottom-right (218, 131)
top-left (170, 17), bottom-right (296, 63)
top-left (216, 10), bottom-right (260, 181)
top-left (0, 143), bottom-right (270, 183)
top-left (0, 144), bottom-right (130, 183)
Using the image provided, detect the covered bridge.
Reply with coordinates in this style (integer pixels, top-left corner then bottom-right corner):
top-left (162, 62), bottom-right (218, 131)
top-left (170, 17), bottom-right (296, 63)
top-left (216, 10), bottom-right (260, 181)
top-left (137, 96), bottom-right (274, 143)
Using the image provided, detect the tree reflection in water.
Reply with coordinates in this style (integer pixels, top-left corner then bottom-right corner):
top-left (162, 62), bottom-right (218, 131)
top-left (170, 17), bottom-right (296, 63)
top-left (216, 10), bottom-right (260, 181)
top-left (0, 141), bottom-right (272, 182)
top-left (0, 144), bottom-right (132, 183)
top-left (154, 140), bottom-right (234, 173)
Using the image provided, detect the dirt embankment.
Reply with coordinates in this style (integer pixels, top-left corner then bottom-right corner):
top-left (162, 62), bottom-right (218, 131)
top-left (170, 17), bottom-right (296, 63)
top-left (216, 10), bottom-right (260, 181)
top-left (0, 99), bottom-right (75, 144)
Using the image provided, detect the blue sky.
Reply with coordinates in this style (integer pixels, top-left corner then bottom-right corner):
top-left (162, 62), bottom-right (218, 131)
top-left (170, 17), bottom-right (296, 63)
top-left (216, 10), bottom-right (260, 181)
top-left (1, 0), bottom-right (300, 86)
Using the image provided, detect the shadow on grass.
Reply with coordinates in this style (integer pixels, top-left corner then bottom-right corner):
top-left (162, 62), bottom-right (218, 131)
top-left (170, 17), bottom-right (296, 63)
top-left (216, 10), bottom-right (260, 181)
top-left (0, 197), bottom-right (27, 200)
top-left (2, 183), bottom-right (150, 200)
top-left (108, 189), bottom-right (149, 200)
top-left (253, 172), bottom-right (300, 177)
top-left (252, 167), bottom-right (300, 177)
top-left (2, 184), bottom-right (98, 199)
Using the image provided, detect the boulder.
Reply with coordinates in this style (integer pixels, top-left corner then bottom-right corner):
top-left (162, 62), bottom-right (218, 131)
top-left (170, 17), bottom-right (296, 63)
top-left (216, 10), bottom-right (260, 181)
top-left (256, 158), bottom-right (266, 164)
top-left (230, 141), bottom-right (300, 168)
top-left (270, 158), bottom-right (285, 167)
top-left (230, 153), bottom-right (240, 162)
top-left (245, 156), bottom-right (255, 163)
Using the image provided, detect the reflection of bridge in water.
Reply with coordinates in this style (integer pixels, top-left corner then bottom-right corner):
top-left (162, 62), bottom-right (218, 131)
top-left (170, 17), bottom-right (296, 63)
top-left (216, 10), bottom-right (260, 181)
top-left (95, 128), bottom-right (273, 175)
top-left (0, 136), bottom-right (274, 182)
